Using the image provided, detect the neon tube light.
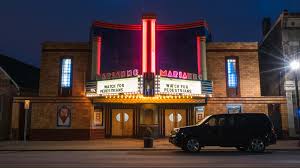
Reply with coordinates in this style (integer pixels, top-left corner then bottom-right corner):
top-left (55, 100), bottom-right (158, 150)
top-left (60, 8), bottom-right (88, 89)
top-left (142, 20), bottom-right (147, 73)
top-left (151, 19), bottom-right (156, 73)
top-left (196, 36), bottom-right (201, 75)
top-left (97, 36), bottom-right (101, 76)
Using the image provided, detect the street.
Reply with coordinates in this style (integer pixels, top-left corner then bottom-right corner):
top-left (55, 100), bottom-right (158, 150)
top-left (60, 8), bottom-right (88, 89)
top-left (0, 150), bottom-right (300, 168)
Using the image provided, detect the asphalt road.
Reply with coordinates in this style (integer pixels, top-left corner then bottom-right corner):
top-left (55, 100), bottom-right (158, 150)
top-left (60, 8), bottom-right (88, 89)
top-left (0, 150), bottom-right (300, 168)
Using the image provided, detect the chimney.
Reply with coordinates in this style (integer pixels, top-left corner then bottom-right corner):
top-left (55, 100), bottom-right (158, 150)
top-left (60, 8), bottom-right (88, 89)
top-left (262, 17), bottom-right (271, 36)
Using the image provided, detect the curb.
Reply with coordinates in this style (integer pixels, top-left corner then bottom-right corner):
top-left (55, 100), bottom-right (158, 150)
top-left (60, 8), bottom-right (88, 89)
top-left (0, 148), bottom-right (176, 152)
top-left (0, 148), bottom-right (300, 152)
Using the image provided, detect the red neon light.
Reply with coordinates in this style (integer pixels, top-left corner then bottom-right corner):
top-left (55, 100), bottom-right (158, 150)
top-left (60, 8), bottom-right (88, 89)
top-left (151, 19), bottom-right (156, 73)
top-left (142, 20), bottom-right (147, 73)
top-left (196, 36), bottom-right (201, 75)
top-left (97, 36), bottom-right (101, 76)
top-left (92, 20), bottom-right (209, 31)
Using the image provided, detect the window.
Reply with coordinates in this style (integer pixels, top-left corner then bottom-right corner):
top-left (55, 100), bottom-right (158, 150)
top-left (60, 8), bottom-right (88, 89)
top-left (205, 116), bottom-right (226, 127)
top-left (59, 58), bottom-right (72, 96)
top-left (226, 57), bottom-right (240, 97)
top-left (61, 58), bottom-right (72, 87)
top-left (227, 59), bottom-right (237, 88)
top-left (228, 116), bottom-right (235, 127)
top-left (207, 117), bottom-right (217, 126)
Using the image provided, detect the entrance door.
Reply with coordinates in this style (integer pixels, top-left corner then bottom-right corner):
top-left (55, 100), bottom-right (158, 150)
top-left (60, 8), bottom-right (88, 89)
top-left (165, 109), bottom-right (186, 136)
top-left (111, 109), bottom-right (133, 137)
top-left (268, 104), bottom-right (282, 138)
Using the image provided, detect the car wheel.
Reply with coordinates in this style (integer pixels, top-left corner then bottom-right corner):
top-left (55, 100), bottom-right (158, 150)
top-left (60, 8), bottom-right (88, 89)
top-left (235, 146), bottom-right (247, 152)
top-left (185, 138), bottom-right (201, 152)
top-left (248, 138), bottom-right (265, 152)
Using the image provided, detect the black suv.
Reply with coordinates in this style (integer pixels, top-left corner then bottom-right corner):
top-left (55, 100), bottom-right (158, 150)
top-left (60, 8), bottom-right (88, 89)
top-left (169, 113), bottom-right (276, 152)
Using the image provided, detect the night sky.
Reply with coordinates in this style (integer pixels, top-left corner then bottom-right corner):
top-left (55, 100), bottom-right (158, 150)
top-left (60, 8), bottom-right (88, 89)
top-left (1, 0), bottom-right (300, 67)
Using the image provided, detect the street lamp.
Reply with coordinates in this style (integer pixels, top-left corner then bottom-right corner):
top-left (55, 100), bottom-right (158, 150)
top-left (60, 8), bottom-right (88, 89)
top-left (290, 60), bottom-right (300, 71)
top-left (290, 60), bottom-right (300, 145)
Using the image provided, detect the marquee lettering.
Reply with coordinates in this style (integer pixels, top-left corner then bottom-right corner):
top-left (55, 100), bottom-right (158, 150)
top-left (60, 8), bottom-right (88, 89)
top-left (160, 69), bottom-right (199, 80)
top-left (100, 69), bottom-right (139, 80)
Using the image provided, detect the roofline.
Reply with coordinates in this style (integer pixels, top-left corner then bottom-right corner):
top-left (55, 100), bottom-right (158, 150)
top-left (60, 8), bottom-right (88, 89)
top-left (92, 20), bottom-right (209, 31)
top-left (0, 66), bottom-right (20, 92)
top-left (259, 13), bottom-right (283, 47)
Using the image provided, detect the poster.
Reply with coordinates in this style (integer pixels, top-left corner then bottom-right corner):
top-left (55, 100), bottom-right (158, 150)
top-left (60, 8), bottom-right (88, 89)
top-left (57, 105), bottom-right (71, 127)
top-left (94, 109), bottom-right (103, 126)
top-left (195, 106), bottom-right (205, 123)
top-left (227, 104), bottom-right (242, 114)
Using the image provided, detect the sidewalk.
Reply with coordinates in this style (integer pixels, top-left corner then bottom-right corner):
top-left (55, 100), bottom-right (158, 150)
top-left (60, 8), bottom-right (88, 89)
top-left (0, 139), bottom-right (299, 151)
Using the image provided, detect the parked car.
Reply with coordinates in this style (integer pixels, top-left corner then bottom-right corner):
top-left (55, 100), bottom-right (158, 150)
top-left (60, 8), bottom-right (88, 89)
top-left (169, 113), bottom-right (276, 152)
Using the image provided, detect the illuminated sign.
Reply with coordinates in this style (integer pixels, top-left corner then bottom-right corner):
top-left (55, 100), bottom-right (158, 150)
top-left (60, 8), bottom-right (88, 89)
top-left (97, 77), bottom-right (142, 95)
top-left (160, 69), bottom-right (201, 80)
top-left (156, 77), bottom-right (202, 96)
top-left (101, 69), bottom-right (139, 80)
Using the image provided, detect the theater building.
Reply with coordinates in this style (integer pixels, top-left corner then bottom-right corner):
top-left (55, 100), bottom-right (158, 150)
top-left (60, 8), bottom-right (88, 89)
top-left (11, 15), bottom-right (288, 140)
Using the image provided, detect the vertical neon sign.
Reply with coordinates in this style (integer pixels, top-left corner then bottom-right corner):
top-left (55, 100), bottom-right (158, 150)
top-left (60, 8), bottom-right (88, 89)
top-left (97, 36), bottom-right (102, 76)
top-left (142, 15), bottom-right (156, 74)
top-left (151, 19), bottom-right (156, 74)
top-left (196, 36), bottom-right (201, 75)
top-left (142, 20), bottom-right (148, 73)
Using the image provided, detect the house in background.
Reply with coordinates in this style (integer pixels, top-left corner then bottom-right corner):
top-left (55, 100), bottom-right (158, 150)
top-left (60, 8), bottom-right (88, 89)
top-left (0, 54), bottom-right (39, 140)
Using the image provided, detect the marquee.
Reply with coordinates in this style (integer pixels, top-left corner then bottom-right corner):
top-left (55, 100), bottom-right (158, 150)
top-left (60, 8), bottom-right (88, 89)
top-left (96, 77), bottom-right (142, 96)
top-left (156, 77), bottom-right (202, 96)
top-left (86, 76), bottom-right (212, 97)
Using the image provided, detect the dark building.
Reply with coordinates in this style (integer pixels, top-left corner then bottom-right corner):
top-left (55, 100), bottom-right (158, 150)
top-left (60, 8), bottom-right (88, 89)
top-left (259, 10), bottom-right (300, 137)
top-left (0, 54), bottom-right (39, 140)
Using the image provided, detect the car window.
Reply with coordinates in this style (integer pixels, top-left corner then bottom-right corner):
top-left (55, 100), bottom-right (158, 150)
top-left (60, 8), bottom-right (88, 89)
top-left (206, 116), bottom-right (226, 127)
top-left (228, 116), bottom-right (235, 127)
top-left (207, 117), bottom-right (217, 126)
top-left (218, 117), bottom-right (226, 126)
top-left (196, 115), bottom-right (211, 125)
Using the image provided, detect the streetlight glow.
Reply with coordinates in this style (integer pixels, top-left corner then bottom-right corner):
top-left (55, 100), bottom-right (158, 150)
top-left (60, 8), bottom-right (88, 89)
top-left (290, 60), bottom-right (300, 70)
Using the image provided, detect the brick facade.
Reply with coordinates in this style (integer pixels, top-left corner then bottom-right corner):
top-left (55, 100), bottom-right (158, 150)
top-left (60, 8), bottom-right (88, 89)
top-left (207, 42), bottom-right (261, 97)
top-left (26, 42), bottom-right (100, 140)
top-left (39, 42), bottom-right (90, 96)
top-left (11, 41), bottom-right (289, 140)
top-left (206, 42), bottom-right (288, 136)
